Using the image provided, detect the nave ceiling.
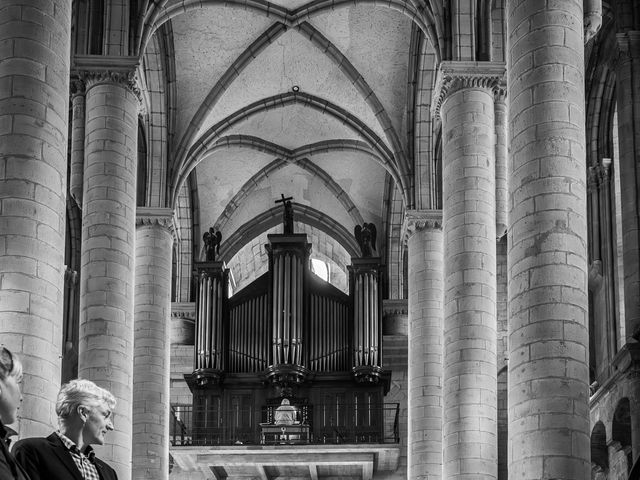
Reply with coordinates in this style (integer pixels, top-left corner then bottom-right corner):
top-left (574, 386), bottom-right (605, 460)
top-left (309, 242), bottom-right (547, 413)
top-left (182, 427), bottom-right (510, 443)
top-left (135, 0), bottom-right (434, 272)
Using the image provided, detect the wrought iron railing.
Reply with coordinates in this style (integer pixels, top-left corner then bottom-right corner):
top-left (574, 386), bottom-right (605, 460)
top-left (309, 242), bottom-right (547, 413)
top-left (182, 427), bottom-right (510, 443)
top-left (170, 402), bottom-right (400, 447)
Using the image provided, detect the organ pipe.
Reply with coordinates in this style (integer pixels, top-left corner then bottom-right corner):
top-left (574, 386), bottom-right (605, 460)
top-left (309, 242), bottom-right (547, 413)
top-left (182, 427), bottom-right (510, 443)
top-left (192, 262), bottom-right (228, 385)
top-left (348, 258), bottom-right (384, 382)
top-left (265, 234), bottom-right (312, 386)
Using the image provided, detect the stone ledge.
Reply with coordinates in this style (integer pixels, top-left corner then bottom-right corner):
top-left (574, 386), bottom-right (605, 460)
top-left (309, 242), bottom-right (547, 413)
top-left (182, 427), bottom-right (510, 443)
top-left (590, 343), bottom-right (640, 404)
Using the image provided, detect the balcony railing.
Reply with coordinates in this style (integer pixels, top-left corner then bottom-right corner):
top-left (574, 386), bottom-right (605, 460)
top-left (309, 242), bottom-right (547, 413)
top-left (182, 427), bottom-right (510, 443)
top-left (170, 402), bottom-right (400, 447)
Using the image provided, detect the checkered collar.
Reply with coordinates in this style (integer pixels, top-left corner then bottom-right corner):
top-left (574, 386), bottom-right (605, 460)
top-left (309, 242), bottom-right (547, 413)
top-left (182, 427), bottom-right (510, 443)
top-left (56, 431), bottom-right (96, 461)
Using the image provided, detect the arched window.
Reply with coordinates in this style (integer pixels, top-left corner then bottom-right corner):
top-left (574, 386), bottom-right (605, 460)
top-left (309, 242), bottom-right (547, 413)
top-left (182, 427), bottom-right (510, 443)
top-left (591, 421), bottom-right (608, 472)
top-left (137, 121), bottom-right (147, 207)
top-left (310, 258), bottom-right (330, 282)
top-left (612, 398), bottom-right (633, 473)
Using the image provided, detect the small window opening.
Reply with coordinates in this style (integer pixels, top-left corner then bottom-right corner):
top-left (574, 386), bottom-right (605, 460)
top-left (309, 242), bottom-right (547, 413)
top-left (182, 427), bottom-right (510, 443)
top-left (310, 258), bottom-right (329, 282)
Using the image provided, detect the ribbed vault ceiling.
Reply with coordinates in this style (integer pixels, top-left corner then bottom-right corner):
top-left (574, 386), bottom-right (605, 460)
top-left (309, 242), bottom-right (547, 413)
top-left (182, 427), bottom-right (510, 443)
top-left (154, 0), bottom-right (431, 258)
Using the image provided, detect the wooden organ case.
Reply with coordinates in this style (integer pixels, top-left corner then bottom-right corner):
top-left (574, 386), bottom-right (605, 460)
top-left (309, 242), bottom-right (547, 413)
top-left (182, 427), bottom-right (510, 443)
top-left (186, 233), bottom-right (391, 445)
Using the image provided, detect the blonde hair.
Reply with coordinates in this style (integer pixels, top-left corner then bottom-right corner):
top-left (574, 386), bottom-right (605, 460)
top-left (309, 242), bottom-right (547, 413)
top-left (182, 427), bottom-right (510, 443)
top-left (0, 347), bottom-right (22, 380)
top-left (56, 379), bottom-right (116, 419)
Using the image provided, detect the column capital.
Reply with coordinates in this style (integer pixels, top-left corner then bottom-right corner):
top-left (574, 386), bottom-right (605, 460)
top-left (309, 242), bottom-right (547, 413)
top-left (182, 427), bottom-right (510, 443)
top-left (432, 61), bottom-right (506, 119)
top-left (136, 207), bottom-right (175, 235)
top-left (171, 302), bottom-right (196, 320)
top-left (403, 209), bottom-right (443, 241)
top-left (70, 78), bottom-right (86, 99)
top-left (74, 55), bottom-right (143, 103)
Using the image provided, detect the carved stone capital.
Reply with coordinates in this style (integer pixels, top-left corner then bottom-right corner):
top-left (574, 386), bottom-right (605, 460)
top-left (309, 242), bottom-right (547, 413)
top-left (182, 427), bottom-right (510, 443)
top-left (403, 209), bottom-right (443, 241)
top-left (74, 55), bottom-right (142, 103)
top-left (382, 299), bottom-right (408, 335)
top-left (493, 80), bottom-right (507, 104)
top-left (172, 302), bottom-right (196, 345)
top-left (583, 0), bottom-right (602, 45)
top-left (589, 160), bottom-right (612, 193)
top-left (136, 207), bottom-right (175, 236)
top-left (171, 302), bottom-right (196, 319)
top-left (70, 78), bottom-right (86, 98)
top-left (64, 267), bottom-right (78, 286)
top-left (432, 61), bottom-right (506, 118)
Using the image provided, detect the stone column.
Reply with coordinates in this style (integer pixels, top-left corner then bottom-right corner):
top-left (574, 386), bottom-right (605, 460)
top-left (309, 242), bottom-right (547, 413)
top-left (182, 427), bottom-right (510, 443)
top-left (78, 59), bottom-right (140, 480)
top-left (507, 2), bottom-right (590, 479)
top-left (0, 0), bottom-right (71, 437)
top-left (494, 88), bottom-right (508, 239)
top-left (616, 31), bottom-right (640, 342)
top-left (133, 208), bottom-right (174, 480)
top-left (436, 61), bottom-right (502, 480)
top-left (70, 79), bottom-right (86, 208)
top-left (405, 210), bottom-right (443, 480)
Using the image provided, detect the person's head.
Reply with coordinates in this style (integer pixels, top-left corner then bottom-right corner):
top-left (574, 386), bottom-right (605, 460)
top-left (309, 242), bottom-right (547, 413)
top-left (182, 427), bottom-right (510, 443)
top-left (0, 347), bottom-right (23, 424)
top-left (280, 398), bottom-right (290, 406)
top-left (56, 379), bottom-right (116, 446)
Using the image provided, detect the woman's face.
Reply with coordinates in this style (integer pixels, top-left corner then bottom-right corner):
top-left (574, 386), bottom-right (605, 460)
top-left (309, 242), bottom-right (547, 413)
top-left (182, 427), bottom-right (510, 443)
top-left (0, 372), bottom-right (22, 424)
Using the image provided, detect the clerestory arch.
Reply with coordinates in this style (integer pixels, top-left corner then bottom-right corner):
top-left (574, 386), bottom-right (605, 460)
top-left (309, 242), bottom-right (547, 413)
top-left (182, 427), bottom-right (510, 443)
top-left (219, 205), bottom-right (361, 261)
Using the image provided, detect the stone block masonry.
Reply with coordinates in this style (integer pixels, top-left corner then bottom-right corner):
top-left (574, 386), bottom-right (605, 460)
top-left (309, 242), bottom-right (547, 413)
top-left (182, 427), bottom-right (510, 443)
top-left (507, 1), bottom-right (590, 478)
top-left (0, 0), bottom-right (71, 437)
top-left (79, 72), bottom-right (139, 480)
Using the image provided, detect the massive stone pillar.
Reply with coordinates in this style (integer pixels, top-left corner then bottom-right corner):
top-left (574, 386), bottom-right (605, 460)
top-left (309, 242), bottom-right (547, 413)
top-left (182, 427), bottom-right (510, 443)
top-left (405, 210), bottom-right (443, 480)
top-left (507, 2), bottom-right (590, 478)
top-left (133, 208), bottom-right (174, 480)
top-left (616, 31), bottom-right (640, 342)
top-left (0, 0), bottom-right (71, 436)
top-left (616, 29), bottom-right (640, 463)
top-left (437, 62), bottom-right (501, 480)
top-left (78, 59), bottom-right (140, 480)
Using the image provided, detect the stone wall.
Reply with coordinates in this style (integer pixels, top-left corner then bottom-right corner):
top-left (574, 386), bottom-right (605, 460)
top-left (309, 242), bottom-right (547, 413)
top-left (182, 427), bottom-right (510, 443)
top-left (377, 334), bottom-right (408, 479)
top-left (226, 222), bottom-right (351, 294)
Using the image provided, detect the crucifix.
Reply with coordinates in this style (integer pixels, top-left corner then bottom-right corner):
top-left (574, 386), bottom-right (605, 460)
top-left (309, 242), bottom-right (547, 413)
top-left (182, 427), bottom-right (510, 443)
top-left (275, 194), bottom-right (294, 234)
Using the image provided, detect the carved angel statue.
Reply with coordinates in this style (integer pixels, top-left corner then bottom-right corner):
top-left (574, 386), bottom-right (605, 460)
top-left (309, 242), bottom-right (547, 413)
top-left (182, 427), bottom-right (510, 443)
top-left (202, 227), bottom-right (222, 261)
top-left (354, 223), bottom-right (376, 257)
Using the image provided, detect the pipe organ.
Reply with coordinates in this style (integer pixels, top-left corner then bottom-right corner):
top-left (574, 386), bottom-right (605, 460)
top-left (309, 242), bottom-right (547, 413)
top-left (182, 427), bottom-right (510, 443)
top-left (263, 234), bottom-right (312, 386)
top-left (188, 232), bottom-right (391, 442)
top-left (227, 274), bottom-right (270, 373)
top-left (349, 258), bottom-right (384, 383)
top-left (193, 262), bottom-right (228, 385)
top-left (268, 235), bottom-right (308, 367)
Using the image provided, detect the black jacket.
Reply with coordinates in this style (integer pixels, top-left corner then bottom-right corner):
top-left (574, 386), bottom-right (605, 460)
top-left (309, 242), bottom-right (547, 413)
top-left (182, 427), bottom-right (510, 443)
top-left (13, 433), bottom-right (117, 480)
top-left (0, 421), bottom-right (29, 480)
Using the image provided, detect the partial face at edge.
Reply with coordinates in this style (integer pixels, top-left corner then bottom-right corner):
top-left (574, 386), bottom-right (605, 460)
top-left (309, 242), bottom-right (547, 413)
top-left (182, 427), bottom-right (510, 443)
top-left (0, 372), bottom-right (22, 425)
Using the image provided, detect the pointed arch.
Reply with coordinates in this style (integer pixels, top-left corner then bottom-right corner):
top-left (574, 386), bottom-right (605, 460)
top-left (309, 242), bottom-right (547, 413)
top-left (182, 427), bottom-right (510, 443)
top-left (219, 205), bottom-right (361, 261)
top-left (207, 153), bottom-right (365, 233)
top-left (138, 0), bottom-right (440, 58)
